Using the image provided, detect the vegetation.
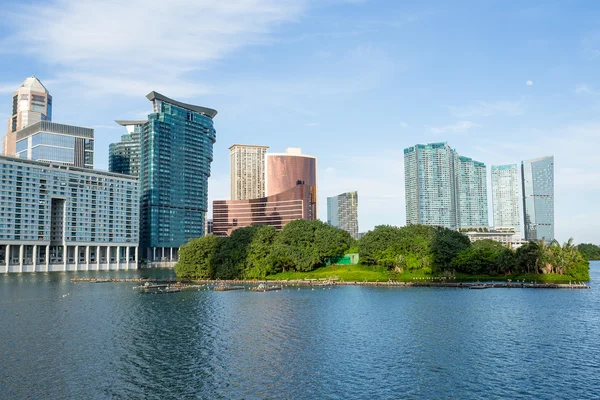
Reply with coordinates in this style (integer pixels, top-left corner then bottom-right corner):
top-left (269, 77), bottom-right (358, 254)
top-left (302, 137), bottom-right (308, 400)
top-left (175, 223), bottom-right (590, 282)
top-left (577, 243), bottom-right (600, 260)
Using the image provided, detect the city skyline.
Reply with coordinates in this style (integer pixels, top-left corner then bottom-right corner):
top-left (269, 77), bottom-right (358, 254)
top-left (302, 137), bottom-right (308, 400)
top-left (0, 1), bottom-right (598, 243)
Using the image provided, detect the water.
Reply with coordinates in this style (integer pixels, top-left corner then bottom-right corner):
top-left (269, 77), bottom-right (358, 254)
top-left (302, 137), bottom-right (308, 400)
top-left (1, 262), bottom-right (599, 399)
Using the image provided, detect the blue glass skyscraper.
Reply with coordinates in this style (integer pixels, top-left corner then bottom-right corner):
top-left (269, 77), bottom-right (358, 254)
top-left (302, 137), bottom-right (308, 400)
top-left (138, 92), bottom-right (216, 261)
top-left (522, 156), bottom-right (554, 242)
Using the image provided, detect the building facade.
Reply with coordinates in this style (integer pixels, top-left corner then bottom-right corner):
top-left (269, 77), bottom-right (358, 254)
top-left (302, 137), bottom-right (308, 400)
top-left (109, 120), bottom-right (144, 176)
top-left (213, 184), bottom-right (316, 237)
top-left (229, 144), bottom-right (268, 200)
top-left (461, 228), bottom-right (526, 249)
top-left (3, 76), bottom-right (53, 157)
top-left (139, 92), bottom-right (216, 261)
top-left (404, 142), bottom-right (488, 230)
top-left (491, 164), bottom-right (520, 232)
top-left (327, 191), bottom-right (359, 239)
top-left (15, 121), bottom-right (94, 168)
top-left (522, 156), bottom-right (554, 242)
top-left (266, 148), bottom-right (318, 217)
top-left (0, 156), bottom-right (139, 273)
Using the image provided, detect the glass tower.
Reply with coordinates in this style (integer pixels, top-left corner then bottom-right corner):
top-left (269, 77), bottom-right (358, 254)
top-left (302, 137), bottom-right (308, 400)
top-left (491, 164), bottom-right (520, 232)
top-left (327, 191), bottom-right (359, 239)
top-left (404, 142), bottom-right (488, 229)
top-left (139, 92), bottom-right (216, 260)
top-left (522, 156), bottom-right (554, 242)
top-left (109, 120), bottom-right (144, 176)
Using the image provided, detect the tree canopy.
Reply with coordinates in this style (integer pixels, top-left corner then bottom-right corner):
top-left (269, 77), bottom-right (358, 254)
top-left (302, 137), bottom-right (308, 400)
top-left (577, 243), bottom-right (600, 260)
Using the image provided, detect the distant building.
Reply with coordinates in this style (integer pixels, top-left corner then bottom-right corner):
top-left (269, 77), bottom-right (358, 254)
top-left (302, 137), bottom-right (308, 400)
top-left (491, 164), bottom-right (520, 233)
top-left (0, 156), bottom-right (139, 273)
top-left (3, 76), bottom-right (52, 157)
top-left (109, 120), bottom-right (144, 176)
top-left (212, 184), bottom-right (316, 237)
top-left (15, 121), bottom-right (94, 168)
top-left (205, 218), bottom-right (213, 235)
top-left (138, 92), bottom-right (217, 261)
top-left (522, 156), bottom-right (554, 242)
top-left (404, 142), bottom-right (488, 230)
top-left (460, 227), bottom-right (526, 249)
top-left (229, 144), bottom-right (268, 200)
top-left (327, 191), bottom-right (359, 239)
top-left (266, 148), bottom-right (318, 217)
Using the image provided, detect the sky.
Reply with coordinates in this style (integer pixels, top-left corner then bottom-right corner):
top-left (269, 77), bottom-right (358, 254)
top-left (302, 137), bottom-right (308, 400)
top-left (0, 0), bottom-right (599, 243)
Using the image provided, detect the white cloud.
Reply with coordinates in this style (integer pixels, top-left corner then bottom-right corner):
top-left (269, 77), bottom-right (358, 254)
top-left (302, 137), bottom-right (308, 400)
top-left (526, 80), bottom-right (533, 86)
top-left (5, 0), bottom-right (307, 97)
top-left (575, 83), bottom-right (592, 94)
top-left (305, 122), bottom-right (320, 127)
top-left (399, 121), bottom-right (409, 128)
top-left (448, 100), bottom-right (524, 118)
top-left (427, 120), bottom-right (480, 134)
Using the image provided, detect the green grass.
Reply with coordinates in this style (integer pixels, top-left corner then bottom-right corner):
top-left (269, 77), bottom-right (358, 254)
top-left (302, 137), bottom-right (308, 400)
top-left (264, 264), bottom-right (590, 283)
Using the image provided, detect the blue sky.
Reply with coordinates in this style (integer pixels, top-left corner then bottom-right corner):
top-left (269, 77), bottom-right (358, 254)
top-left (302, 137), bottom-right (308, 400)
top-left (1, 0), bottom-right (599, 243)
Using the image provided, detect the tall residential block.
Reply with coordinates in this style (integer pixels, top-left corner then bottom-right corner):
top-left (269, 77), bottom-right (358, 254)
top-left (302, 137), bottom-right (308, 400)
top-left (4, 76), bottom-right (52, 157)
top-left (138, 92), bottom-right (216, 261)
top-left (15, 121), bottom-right (94, 168)
top-left (0, 156), bottom-right (139, 273)
top-left (491, 164), bottom-right (520, 232)
top-left (230, 144), bottom-right (268, 200)
top-left (109, 120), bottom-right (144, 176)
top-left (327, 191), bottom-right (359, 239)
top-left (266, 148), bottom-right (318, 217)
top-left (522, 156), bottom-right (554, 242)
top-left (404, 142), bottom-right (488, 230)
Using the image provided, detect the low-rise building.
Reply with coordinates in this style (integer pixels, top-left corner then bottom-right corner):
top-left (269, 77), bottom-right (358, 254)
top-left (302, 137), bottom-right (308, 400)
top-left (459, 227), bottom-right (527, 249)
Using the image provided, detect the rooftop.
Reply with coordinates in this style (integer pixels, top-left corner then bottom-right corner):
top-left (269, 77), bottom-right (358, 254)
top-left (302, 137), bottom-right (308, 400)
top-left (146, 91), bottom-right (218, 119)
top-left (115, 120), bottom-right (147, 126)
top-left (18, 76), bottom-right (49, 93)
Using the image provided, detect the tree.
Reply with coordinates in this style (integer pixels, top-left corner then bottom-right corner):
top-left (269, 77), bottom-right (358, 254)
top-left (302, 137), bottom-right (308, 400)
top-left (577, 243), bottom-right (600, 260)
top-left (431, 228), bottom-right (471, 272)
top-left (175, 235), bottom-right (222, 279)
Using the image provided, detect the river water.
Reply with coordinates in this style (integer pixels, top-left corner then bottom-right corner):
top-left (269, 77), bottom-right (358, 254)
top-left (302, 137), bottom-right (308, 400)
top-left (1, 262), bottom-right (599, 399)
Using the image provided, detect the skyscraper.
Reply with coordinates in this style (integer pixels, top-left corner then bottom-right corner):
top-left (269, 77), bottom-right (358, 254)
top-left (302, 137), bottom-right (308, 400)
top-left (138, 92), bottom-right (217, 261)
top-left (109, 120), bottom-right (144, 176)
top-left (404, 142), bottom-right (488, 229)
top-left (491, 164), bottom-right (520, 232)
top-left (266, 148), bottom-right (318, 217)
top-left (4, 76), bottom-right (52, 157)
top-left (522, 156), bottom-right (554, 242)
top-left (229, 144), bottom-right (268, 200)
top-left (327, 191), bottom-right (359, 239)
top-left (456, 156), bottom-right (488, 228)
top-left (15, 121), bottom-right (94, 168)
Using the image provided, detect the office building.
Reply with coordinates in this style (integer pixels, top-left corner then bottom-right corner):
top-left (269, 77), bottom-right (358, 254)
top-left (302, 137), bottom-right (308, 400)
top-left (15, 121), bottom-right (94, 168)
top-left (213, 183), bottom-right (316, 236)
top-left (109, 120), bottom-right (144, 176)
top-left (266, 148), bottom-right (318, 217)
top-left (327, 191), bottom-right (359, 239)
top-left (3, 76), bottom-right (52, 157)
top-left (456, 156), bottom-right (488, 228)
top-left (491, 164), bottom-right (520, 232)
top-left (230, 144), bottom-right (268, 200)
top-left (404, 142), bottom-right (488, 230)
top-left (138, 92), bottom-right (217, 261)
top-left (461, 227), bottom-right (526, 249)
top-left (0, 156), bottom-right (139, 273)
top-left (522, 156), bottom-right (554, 242)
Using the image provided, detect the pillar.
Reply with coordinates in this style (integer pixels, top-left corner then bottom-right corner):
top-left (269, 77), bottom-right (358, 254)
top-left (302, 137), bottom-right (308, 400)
top-left (19, 244), bottom-right (24, 273)
top-left (45, 245), bottom-right (50, 272)
top-left (33, 244), bottom-right (38, 272)
top-left (64, 245), bottom-right (68, 271)
top-left (126, 247), bottom-right (130, 270)
top-left (117, 246), bottom-right (121, 270)
top-left (97, 246), bottom-right (101, 270)
top-left (135, 247), bottom-right (139, 265)
top-left (86, 246), bottom-right (90, 271)
top-left (75, 245), bottom-right (79, 271)
top-left (153, 247), bottom-right (156, 262)
top-left (5, 245), bottom-right (9, 273)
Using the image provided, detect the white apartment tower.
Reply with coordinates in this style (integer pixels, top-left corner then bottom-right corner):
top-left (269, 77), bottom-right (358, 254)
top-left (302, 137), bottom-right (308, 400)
top-left (230, 144), bottom-right (268, 200)
top-left (491, 164), bottom-right (521, 232)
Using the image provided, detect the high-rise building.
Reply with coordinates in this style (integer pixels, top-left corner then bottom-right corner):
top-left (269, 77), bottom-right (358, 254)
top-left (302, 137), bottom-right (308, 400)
top-left (138, 92), bottom-right (217, 261)
top-left (522, 156), bottom-right (554, 242)
top-left (404, 142), bottom-right (488, 229)
top-left (327, 191), bottom-right (359, 239)
top-left (0, 156), bottom-right (139, 273)
top-left (491, 164), bottom-right (520, 232)
top-left (109, 120), bottom-right (144, 176)
top-left (15, 121), bottom-right (94, 168)
top-left (229, 144), bottom-right (268, 200)
top-left (456, 156), bottom-right (488, 228)
top-left (266, 148), bottom-right (318, 217)
top-left (213, 184), bottom-right (316, 236)
top-left (3, 76), bottom-right (52, 157)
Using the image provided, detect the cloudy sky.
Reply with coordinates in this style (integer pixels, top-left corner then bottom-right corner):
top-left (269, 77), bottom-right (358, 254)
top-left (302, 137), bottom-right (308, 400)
top-left (1, 0), bottom-right (599, 243)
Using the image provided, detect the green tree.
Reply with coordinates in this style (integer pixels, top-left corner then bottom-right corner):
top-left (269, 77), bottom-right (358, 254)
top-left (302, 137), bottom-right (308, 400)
top-left (175, 235), bottom-right (222, 279)
top-left (431, 228), bottom-right (471, 272)
top-left (244, 225), bottom-right (278, 278)
top-left (577, 243), bottom-right (600, 260)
